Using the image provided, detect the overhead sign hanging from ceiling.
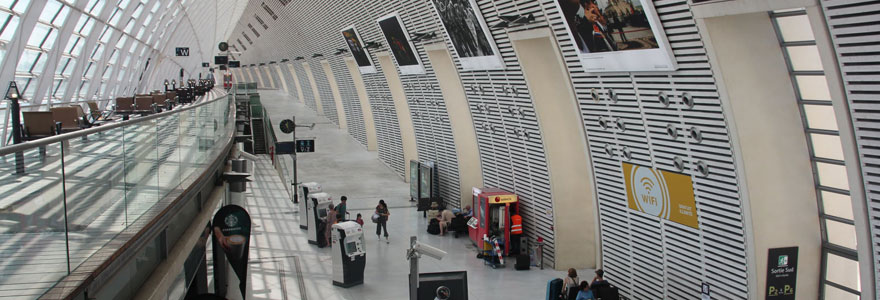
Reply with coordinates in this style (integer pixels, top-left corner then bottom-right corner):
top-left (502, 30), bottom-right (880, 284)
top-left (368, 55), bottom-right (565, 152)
top-left (175, 47), bottom-right (190, 56)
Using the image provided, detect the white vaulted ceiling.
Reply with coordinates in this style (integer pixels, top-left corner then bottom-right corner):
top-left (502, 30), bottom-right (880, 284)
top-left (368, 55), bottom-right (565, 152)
top-left (0, 0), bottom-right (250, 145)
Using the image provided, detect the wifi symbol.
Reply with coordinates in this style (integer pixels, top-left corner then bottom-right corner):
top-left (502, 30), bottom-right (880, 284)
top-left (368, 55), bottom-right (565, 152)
top-left (640, 178), bottom-right (655, 192)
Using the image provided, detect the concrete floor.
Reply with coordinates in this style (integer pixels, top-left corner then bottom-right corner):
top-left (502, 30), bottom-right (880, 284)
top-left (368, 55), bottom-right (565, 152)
top-left (238, 89), bottom-right (590, 300)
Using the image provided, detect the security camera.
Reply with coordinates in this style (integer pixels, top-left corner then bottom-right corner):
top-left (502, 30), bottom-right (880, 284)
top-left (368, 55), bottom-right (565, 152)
top-left (413, 241), bottom-right (446, 260)
top-left (436, 286), bottom-right (451, 300)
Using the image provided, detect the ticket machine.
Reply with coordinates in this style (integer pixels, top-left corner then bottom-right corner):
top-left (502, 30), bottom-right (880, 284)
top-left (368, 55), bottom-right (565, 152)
top-left (307, 192), bottom-right (333, 247)
top-left (331, 221), bottom-right (366, 287)
top-left (298, 182), bottom-right (322, 229)
top-left (469, 187), bottom-right (519, 256)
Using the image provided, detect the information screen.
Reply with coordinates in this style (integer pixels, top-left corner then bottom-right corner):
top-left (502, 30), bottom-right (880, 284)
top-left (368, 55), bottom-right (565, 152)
top-left (345, 241), bottom-right (358, 254)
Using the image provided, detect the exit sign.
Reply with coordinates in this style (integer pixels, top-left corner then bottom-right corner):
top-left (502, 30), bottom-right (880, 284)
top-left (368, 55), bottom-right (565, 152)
top-left (175, 47), bottom-right (190, 56)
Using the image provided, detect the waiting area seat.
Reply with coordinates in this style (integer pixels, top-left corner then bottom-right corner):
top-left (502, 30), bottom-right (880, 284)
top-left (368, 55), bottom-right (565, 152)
top-left (134, 96), bottom-right (155, 114)
top-left (116, 97), bottom-right (134, 115)
top-left (87, 101), bottom-right (112, 123)
top-left (51, 106), bottom-right (86, 133)
top-left (21, 111), bottom-right (57, 140)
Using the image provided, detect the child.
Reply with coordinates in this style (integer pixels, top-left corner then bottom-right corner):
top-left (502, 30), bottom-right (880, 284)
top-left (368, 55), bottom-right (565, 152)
top-left (355, 213), bottom-right (364, 226)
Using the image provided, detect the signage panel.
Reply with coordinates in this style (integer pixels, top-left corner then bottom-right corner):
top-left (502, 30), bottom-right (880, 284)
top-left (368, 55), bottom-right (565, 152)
top-left (623, 162), bottom-right (699, 228)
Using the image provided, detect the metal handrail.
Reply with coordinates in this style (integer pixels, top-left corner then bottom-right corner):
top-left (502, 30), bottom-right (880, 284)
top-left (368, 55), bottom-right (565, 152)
top-left (0, 89), bottom-right (228, 156)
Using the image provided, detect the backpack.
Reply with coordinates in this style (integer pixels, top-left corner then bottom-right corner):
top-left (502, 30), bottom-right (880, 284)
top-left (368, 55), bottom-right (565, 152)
top-left (427, 218), bottom-right (441, 235)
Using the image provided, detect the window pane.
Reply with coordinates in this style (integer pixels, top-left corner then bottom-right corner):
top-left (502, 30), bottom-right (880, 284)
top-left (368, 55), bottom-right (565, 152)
top-left (825, 253), bottom-right (860, 290)
top-left (796, 75), bottom-right (832, 101)
top-left (91, 44), bottom-right (104, 59)
top-left (39, 0), bottom-right (62, 23)
top-left (78, 17), bottom-right (94, 34)
top-left (0, 14), bottom-right (19, 41)
top-left (53, 79), bottom-right (67, 97)
top-left (816, 162), bottom-right (850, 190)
top-left (825, 219), bottom-right (857, 249)
top-left (99, 26), bottom-right (112, 43)
top-left (803, 104), bottom-right (838, 131)
top-left (822, 190), bottom-right (854, 220)
top-left (62, 58), bottom-right (76, 76)
top-left (11, 0), bottom-right (30, 14)
top-left (786, 45), bottom-right (823, 72)
top-left (52, 5), bottom-right (69, 26)
top-left (824, 284), bottom-right (859, 300)
top-left (776, 15), bottom-right (815, 42)
top-left (811, 133), bottom-right (845, 160)
top-left (108, 9), bottom-right (121, 26)
top-left (31, 52), bottom-right (47, 74)
top-left (26, 23), bottom-right (50, 47)
top-left (16, 49), bottom-right (40, 73)
top-left (88, 0), bottom-right (105, 14)
top-left (39, 28), bottom-right (59, 50)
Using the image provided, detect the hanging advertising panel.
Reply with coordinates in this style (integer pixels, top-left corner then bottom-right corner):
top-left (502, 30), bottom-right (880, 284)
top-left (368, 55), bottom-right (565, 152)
top-left (622, 162), bottom-right (699, 228)
top-left (554, 0), bottom-right (677, 72)
top-left (377, 13), bottom-right (425, 75)
top-left (429, 0), bottom-right (503, 70)
top-left (341, 25), bottom-right (377, 74)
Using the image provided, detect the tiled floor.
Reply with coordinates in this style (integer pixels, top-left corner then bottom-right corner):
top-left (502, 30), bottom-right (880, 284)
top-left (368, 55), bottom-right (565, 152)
top-left (232, 89), bottom-right (592, 300)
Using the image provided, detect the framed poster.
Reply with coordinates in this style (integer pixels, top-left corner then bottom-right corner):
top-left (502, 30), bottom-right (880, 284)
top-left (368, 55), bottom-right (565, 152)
top-left (377, 12), bottom-right (425, 75)
top-left (554, 0), bottom-right (677, 72)
top-left (341, 25), bottom-right (376, 74)
top-left (429, 0), bottom-right (503, 70)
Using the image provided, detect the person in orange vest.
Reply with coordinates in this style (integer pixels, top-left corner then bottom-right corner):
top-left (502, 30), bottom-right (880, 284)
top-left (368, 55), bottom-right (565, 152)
top-left (511, 214), bottom-right (523, 235)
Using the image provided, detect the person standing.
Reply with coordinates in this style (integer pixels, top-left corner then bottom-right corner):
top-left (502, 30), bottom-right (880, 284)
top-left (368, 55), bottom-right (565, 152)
top-left (375, 199), bottom-right (390, 243)
top-left (325, 204), bottom-right (337, 247)
top-left (337, 196), bottom-right (348, 221)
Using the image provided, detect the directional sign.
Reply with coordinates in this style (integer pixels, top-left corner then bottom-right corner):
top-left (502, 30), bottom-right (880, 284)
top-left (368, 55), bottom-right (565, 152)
top-left (175, 47), bottom-right (190, 56)
top-left (280, 119), bottom-right (295, 134)
top-left (202, 62), bottom-right (210, 67)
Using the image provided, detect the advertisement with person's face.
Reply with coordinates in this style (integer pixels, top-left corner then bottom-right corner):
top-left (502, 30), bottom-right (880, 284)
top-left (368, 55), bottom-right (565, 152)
top-left (341, 25), bottom-right (377, 74)
top-left (429, 0), bottom-right (503, 70)
top-left (377, 13), bottom-right (425, 75)
top-left (555, 0), bottom-right (676, 72)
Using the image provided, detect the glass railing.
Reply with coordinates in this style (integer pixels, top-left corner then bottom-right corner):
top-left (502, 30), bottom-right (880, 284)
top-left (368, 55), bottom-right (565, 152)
top-left (0, 90), bottom-right (234, 298)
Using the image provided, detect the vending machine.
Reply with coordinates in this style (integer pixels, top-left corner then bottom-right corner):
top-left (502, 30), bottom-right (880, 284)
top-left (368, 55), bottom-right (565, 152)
top-left (307, 192), bottom-right (332, 247)
top-left (298, 182), bottom-right (322, 229)
top-left (469, 187), bottom-right (519, 256)
top-left (331, 221), bottom-right (366, 287)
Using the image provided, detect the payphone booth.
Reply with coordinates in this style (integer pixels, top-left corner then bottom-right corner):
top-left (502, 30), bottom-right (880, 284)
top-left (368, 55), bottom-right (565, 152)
top-left (298, 182), bottom-right (322, 229)
top-left (469, 188), bottom-right (519, 256)
top-left (331, 221), bottom-right (366, 287)
top-left (307, 192), bottom-right (332, 247)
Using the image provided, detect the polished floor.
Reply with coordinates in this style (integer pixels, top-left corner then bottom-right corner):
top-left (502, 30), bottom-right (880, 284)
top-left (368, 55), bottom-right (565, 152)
top-left (228, 89), bottom-right (593, 300)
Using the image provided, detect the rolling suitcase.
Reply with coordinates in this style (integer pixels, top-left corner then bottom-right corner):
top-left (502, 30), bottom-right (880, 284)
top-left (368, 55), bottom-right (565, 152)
top-left (546, 278), bottom-right (563, 300)
top-left (514, 254), bottom-right (530, 270)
